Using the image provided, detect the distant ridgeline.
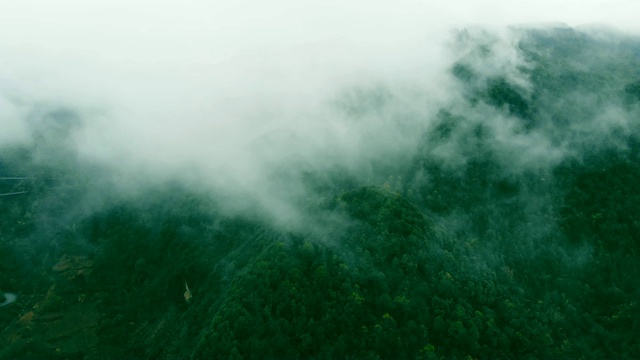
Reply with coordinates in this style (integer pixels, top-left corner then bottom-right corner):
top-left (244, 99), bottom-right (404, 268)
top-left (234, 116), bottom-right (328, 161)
top-left (1, 27), bottom-right (640, 359)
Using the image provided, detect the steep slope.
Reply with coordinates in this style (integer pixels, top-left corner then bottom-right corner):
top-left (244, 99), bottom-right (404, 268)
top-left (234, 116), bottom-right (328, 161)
top-left (2, 26), bottom-right (640, 359)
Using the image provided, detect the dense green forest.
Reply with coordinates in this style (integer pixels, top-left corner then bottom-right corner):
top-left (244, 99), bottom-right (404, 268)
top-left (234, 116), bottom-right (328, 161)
top-left (2, 27), bottom-right (640, 359)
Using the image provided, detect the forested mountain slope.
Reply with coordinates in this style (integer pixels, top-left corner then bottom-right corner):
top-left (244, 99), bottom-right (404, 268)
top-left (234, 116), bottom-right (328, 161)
top-left (2, 27), bottom-right (640, 359)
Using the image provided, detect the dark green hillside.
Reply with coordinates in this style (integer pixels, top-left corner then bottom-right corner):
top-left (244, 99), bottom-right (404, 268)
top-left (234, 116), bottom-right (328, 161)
top-left (2, 27), bottom-right (640, 359)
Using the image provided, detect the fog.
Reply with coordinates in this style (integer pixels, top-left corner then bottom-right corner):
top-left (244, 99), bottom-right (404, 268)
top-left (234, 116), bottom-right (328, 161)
top-left (1, 0), bottom-right (639, 225)
top-left (3, 4), bottom-right (640, 358)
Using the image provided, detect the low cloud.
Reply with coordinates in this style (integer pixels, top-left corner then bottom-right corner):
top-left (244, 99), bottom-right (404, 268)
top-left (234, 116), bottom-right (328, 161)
top-left (2, 1), bottom-right (640, 227)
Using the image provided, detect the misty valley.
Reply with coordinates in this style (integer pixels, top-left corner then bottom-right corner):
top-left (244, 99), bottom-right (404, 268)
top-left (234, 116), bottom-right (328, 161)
top-left (2, 26), bottom-right (640, 359)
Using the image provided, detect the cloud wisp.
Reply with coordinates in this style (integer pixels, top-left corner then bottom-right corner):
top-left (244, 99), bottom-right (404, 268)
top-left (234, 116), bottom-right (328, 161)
top-left (1, 1), bottom-right (639, 227)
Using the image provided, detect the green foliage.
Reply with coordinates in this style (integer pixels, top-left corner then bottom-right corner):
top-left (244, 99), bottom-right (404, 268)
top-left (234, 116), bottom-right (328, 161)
top-left (625, 80), bottom-right (640, 102)
top-left (485, 77), bottom-right (532, 121)
top-left (2, 27), bottom-right (640, 360)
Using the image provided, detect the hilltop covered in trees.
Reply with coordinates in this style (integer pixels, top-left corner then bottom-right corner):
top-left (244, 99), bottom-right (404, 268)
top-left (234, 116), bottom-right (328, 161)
top-left (1, 27), bottom-right (640, 359)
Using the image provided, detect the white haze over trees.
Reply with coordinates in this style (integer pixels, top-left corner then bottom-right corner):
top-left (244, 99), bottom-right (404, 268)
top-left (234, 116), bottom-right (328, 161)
top-left (1, 0), bottom-right (639, 225)
top-left (3, 3), bottom-right (640, 359)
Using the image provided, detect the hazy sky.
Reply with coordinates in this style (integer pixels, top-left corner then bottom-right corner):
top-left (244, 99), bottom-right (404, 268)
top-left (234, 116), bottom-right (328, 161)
top-left (1, 0), bottom-right (638, 66)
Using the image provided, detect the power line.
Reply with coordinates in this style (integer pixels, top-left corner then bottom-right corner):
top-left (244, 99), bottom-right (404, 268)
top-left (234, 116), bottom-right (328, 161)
top-left (0, 176), bottom-right (30, 197)
top-left (0, 191), bottom-right (29, 197)
top-left (0, 184), bottom-right (79, 197)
